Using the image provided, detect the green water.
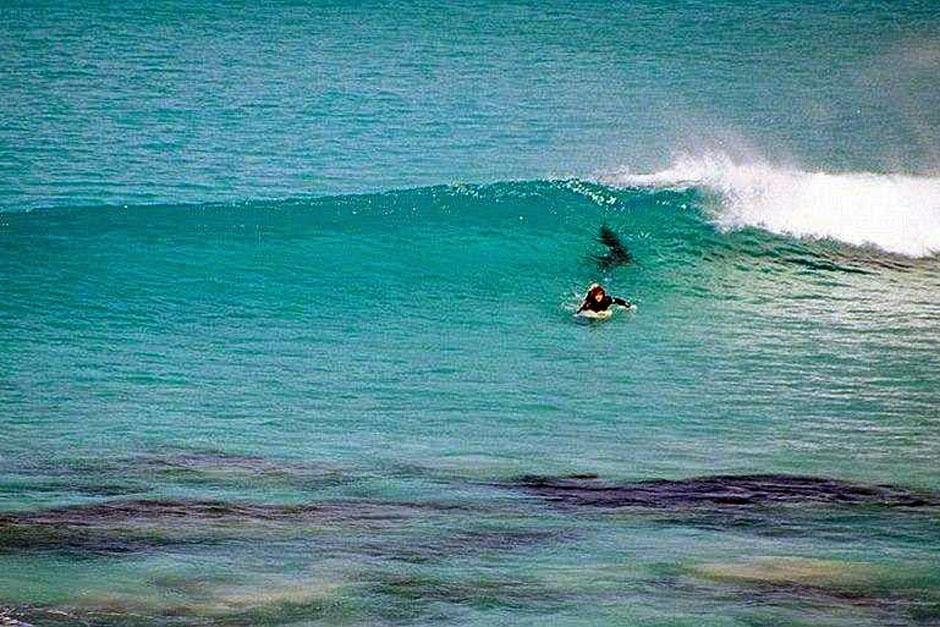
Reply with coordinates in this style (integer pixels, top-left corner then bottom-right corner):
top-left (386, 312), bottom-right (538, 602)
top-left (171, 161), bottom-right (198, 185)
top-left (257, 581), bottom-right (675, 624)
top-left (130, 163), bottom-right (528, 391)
top-left (2, 1), bottom-right (940, 625)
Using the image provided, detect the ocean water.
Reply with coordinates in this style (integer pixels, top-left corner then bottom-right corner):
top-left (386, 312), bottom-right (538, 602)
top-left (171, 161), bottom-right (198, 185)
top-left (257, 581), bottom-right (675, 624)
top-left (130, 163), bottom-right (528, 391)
top-left (2, 1), bottom-right (940, 625)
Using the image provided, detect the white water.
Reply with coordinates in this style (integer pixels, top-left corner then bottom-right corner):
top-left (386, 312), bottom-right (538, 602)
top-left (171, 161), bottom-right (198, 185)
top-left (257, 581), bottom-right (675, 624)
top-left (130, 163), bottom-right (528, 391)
top-left (605, 155), bottom-right (940, 257)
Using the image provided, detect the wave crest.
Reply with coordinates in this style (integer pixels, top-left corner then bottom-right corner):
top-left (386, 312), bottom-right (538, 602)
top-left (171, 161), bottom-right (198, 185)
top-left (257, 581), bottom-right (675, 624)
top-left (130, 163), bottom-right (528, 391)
top-left (603, 155), bottom-right (940, 257)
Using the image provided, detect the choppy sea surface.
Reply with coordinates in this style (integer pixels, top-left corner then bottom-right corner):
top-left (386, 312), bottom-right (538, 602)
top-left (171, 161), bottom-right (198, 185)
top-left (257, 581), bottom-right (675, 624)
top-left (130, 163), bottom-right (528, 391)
top-left (2, 1), bottom-right (939, 625)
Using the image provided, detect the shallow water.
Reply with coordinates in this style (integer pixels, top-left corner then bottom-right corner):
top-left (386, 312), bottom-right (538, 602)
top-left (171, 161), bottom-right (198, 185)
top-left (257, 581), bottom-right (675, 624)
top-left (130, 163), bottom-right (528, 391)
top-left (2, 1), bottom-right (940, 625)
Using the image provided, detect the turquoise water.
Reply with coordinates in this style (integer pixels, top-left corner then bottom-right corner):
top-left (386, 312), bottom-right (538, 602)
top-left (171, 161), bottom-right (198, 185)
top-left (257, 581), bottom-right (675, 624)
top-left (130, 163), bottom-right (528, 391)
top-left (2, 2), bottom-right (940, 625)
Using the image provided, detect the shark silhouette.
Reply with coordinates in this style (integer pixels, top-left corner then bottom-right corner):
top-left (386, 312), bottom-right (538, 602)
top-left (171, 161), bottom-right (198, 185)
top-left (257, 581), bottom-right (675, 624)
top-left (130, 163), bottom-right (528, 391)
top-left (593, 224), bottom-right (632, 270)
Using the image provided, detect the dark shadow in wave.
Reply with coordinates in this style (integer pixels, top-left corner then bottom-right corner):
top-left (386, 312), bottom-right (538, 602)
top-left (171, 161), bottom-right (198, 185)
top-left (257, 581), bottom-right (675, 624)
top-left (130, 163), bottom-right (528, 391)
top-left (592, 224), bottom-right (632, 270)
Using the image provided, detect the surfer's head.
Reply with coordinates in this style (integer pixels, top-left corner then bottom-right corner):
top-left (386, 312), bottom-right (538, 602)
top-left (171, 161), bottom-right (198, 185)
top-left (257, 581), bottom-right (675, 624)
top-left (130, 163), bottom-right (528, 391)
top-left (587, 283), bottom-right (606, 302)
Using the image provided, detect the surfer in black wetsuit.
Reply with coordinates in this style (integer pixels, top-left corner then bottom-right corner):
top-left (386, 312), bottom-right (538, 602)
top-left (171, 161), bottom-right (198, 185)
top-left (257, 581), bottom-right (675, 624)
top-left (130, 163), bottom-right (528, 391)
top-left (577, 283), bottom-right (631, 313)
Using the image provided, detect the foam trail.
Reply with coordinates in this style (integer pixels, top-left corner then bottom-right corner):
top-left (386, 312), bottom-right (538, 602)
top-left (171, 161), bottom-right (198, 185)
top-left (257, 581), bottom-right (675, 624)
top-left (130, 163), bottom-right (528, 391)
top-left (604, 155), bottom-right (940, 257)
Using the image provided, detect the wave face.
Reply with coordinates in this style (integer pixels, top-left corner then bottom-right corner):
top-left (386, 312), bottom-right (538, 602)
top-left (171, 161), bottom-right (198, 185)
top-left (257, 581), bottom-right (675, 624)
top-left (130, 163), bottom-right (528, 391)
top-left (3, 181), bottom-right (938, 468)
top-left (605, 155), bottom-right (940, 257)
top-left (2, 181), bottom-right (939, 482)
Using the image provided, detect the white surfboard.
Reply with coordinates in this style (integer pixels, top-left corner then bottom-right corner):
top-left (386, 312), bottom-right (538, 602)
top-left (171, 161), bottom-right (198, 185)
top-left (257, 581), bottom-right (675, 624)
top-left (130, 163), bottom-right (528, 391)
top-left (573, 303), bottom-right (635, 321)
top-left (574, 308), bottom-right (614, 321)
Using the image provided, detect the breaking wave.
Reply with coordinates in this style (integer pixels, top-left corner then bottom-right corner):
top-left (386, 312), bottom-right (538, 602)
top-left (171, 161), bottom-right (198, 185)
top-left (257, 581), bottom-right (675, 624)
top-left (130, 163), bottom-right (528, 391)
top-left (603, 154), bottom-right (940, 257)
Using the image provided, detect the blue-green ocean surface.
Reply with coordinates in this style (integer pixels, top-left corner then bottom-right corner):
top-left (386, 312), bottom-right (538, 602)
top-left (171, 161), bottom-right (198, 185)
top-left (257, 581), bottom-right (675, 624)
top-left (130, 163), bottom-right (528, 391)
top-left (2, 1), bottom-right (940, 625)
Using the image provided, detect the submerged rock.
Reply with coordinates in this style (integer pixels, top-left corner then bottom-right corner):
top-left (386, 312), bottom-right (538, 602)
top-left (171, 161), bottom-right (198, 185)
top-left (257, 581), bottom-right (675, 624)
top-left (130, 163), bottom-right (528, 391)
top-left (0, 496), bottom-right (532, 560)
top-left (509, 473), bottom-right (939, 509)
top-left (0, 498), bottom-right (427, 556)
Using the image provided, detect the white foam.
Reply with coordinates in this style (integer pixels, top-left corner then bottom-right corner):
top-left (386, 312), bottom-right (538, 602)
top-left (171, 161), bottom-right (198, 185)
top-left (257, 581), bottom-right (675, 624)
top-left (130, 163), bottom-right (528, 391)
top-left (603, 154), bottom-right (940, 257)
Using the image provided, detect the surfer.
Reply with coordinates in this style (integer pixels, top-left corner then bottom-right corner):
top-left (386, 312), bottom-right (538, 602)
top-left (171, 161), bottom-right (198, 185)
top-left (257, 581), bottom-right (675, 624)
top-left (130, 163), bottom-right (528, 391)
top-left (577, 283), bottom-right (631, 314)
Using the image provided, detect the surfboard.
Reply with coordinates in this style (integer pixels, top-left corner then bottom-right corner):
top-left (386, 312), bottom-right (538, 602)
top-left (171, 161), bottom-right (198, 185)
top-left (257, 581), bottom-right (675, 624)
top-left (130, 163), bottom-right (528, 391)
top-left (575, 308), bottom-right (614, 321)
top-left (573, 303), bottom-right (636, 321)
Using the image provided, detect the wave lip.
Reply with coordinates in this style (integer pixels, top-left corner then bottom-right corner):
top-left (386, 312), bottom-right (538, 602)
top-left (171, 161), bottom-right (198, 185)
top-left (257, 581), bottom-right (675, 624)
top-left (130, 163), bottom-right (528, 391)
top-left (604, 155), bottom-right (940, 258)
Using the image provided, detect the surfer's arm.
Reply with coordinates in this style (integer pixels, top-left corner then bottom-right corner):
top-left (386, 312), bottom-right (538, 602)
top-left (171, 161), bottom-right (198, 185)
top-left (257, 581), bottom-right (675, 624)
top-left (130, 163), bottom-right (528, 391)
top-left (612, 297), bottom-right (631, 307)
